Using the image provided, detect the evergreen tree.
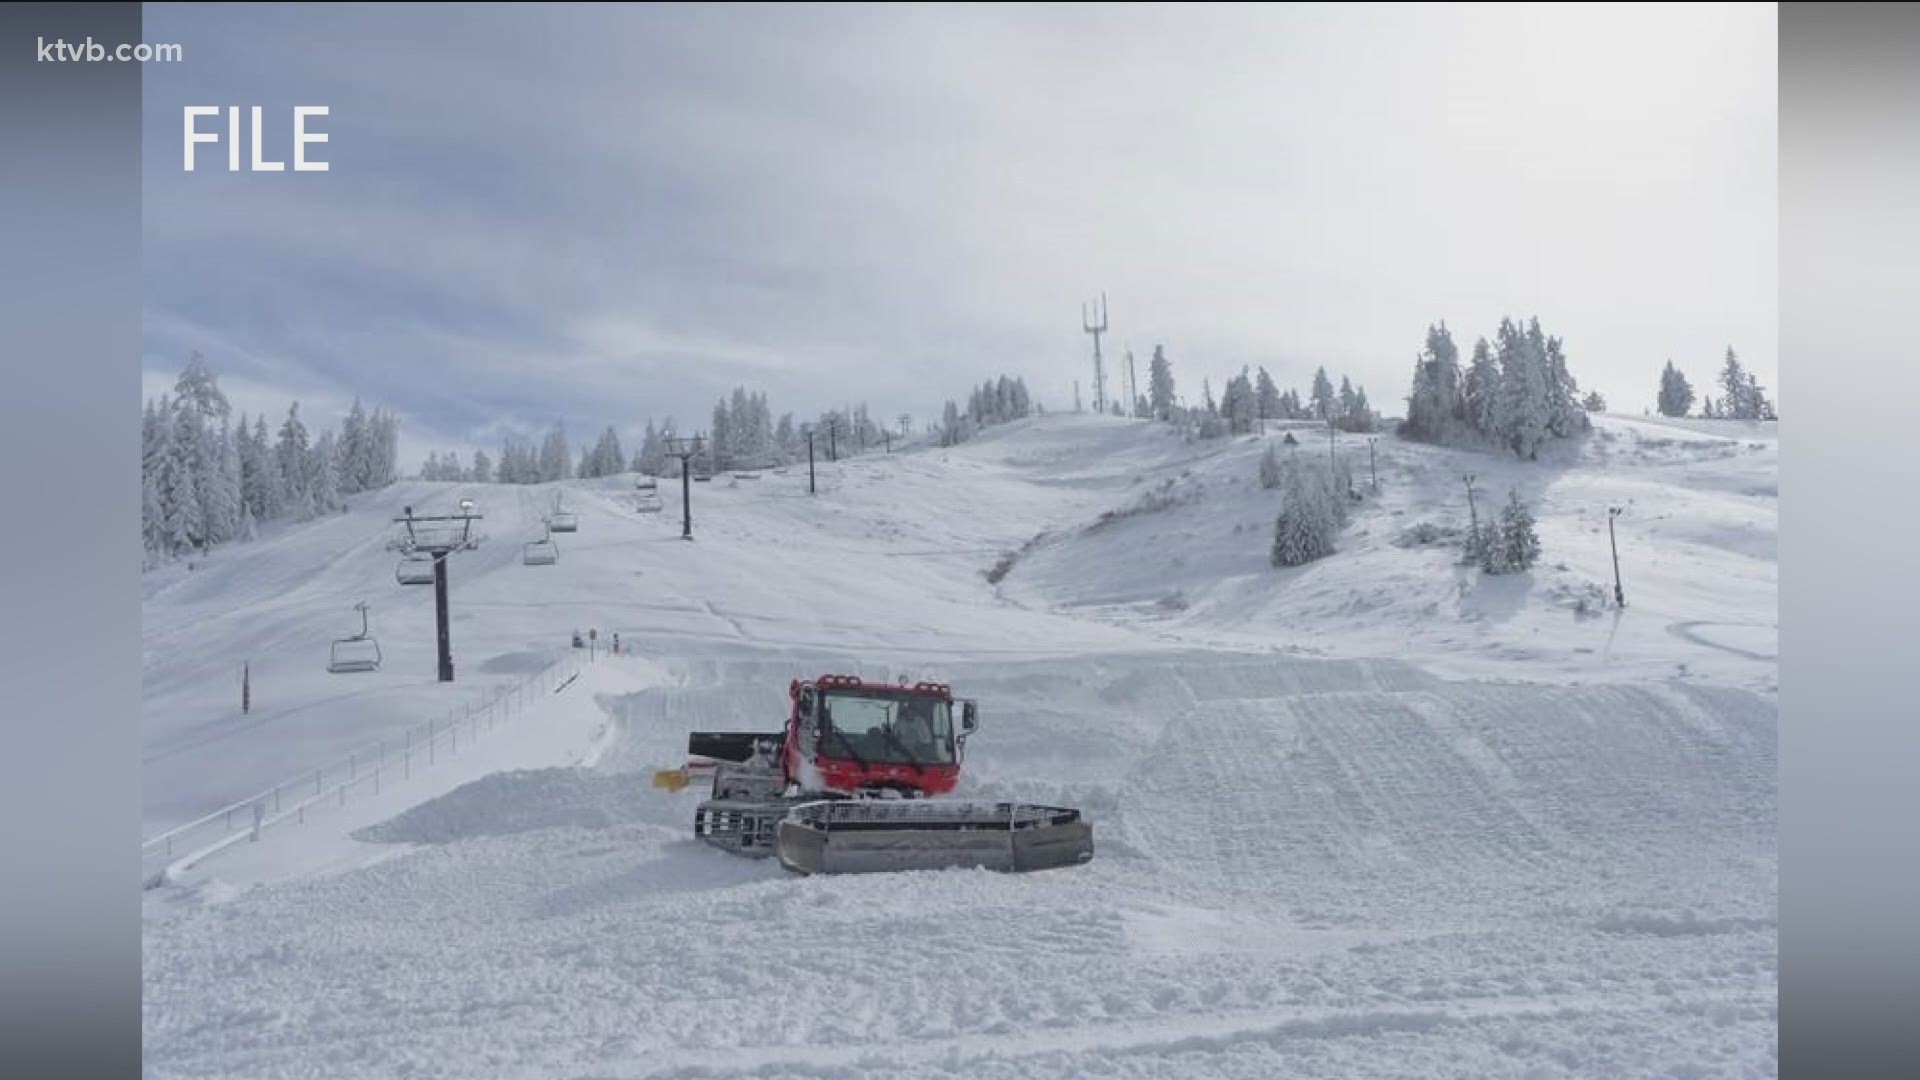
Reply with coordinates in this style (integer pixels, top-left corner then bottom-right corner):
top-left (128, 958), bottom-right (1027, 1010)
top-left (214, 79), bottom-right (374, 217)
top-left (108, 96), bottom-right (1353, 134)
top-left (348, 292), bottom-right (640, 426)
top-left (1462, 337), bottom-right (1502, 439)
top-left (276, 403), bottom-right (312, 518)
top-left (1224, 368), bottom-right (1256, 434)
top-left (160, 410), bottom-right (204, 553)
top-left (470, 449), bottom-right (492, 483)
top-left (1337, 375), bottom-right (1357, 424)
top-left (1254, 367), bottom-right (1281, 421)
top-left (1310, 366), bottom-right (1335, 421)
top-left (1540, 328), bottom-right (1589, 437)
top-left (1147, 346), bottom-right (1176, 421)
top-left (1583, 390), bottom-right (1607, 412)
top-left (309, 430), bottom-right (342, 514)
top-left (1496, 489), bottom-right (1540, 572)
top-left (1258, 441), bottom-right (1282, 489)
top-left (1270, 455), bottom-right (1339, 567)
top-left (1496, 318), bottom-right (1551, 459)
top-left (211, 421), bottom-right (243, 541)
top-left (1657, 360), bottom-right (1694, 418)
top-left (337, 398), bottom-right (370, 493)
top-left (537, 421), bottom-right (571, 481)
top-left (251, 415), bottom-right (282, 519)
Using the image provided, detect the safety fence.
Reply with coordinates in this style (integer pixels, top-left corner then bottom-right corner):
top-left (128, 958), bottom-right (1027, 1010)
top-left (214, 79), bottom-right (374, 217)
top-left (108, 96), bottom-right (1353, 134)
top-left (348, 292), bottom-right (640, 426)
top-left (141, 648), bottom-right (598, 888)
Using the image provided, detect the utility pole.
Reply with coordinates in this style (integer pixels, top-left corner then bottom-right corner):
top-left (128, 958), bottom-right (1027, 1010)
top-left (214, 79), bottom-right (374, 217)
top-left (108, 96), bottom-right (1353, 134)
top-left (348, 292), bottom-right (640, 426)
top-left (1126, 349), bottom-right (1138, 418)
top-left (1327, 421), bottom-right (1337, 473)
top-left (1368, 437), bottom-right (1379, 493)
top-left (667, 435), bottom-right (703, 540)
top-left (1082, 293), bottom-right (1109, 414)
top-left (1463, 473), bottom-right (1480, 543)
top-left (802, 424), bottom-right (818, 495)
top-left (1073, 380), bottom-right (1082, 414)
top-left (823, 417), bottom-right (842, 463)
top-left (1608, 506), bottom-right (1626, 607)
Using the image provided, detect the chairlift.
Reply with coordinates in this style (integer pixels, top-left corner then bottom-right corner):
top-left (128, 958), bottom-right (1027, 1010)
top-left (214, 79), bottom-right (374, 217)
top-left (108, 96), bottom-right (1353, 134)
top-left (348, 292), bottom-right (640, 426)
top-left (523, 524), bottom-right (559, 566)
top-left (396, 551), bottom-right (437, 586)
top-left (327, 602), bottom-right (383, 674)
top-left (734, 469), bottom-right (762, 480)
top-left (634, 491), bottom-right (663, 513)
top-left (635, 476), bottom-right (658, 492)
top-left (549, 511), bottom-right (579, 533)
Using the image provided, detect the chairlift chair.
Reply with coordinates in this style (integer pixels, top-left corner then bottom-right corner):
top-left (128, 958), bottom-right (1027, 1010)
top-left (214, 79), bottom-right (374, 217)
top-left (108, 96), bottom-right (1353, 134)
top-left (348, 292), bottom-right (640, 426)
top-left (635, 476), bottom-right (658, 492)
top-left (327, 602), bottom-right (383, 674)
top-left (396, 551), bottom-right (437, 586)
top-left (523, 524), bottom-right (559, 566)
top-left (549, 511), bottom-right (578, 533)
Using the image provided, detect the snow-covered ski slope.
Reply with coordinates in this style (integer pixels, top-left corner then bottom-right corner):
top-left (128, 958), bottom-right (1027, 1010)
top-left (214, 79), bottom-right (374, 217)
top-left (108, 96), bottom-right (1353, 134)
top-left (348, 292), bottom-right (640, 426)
top-left (143, 414), bottom-right (1776, 1079)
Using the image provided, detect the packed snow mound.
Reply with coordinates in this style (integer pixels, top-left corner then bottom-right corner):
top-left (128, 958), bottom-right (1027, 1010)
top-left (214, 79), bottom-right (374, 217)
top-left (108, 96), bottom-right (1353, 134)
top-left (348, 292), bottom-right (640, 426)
top-left (352, 768), bottom-right (672, 845)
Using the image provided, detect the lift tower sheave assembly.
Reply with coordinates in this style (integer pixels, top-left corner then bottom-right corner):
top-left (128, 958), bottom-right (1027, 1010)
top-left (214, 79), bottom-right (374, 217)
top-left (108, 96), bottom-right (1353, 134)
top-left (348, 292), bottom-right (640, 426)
top-left (393, 502), bottom-right (482, 683)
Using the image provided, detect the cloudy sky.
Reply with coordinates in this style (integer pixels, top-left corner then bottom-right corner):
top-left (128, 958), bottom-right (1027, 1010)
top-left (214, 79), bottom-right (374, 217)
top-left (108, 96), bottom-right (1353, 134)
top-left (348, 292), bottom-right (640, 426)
top-left (142, 3), bottom-right (1776, 465)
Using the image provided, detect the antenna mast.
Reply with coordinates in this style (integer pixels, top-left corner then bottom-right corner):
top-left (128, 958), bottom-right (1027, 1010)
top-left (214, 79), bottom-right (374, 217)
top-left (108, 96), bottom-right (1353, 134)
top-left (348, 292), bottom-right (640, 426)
top-left (1081, 293), bottom-right (1109, 415)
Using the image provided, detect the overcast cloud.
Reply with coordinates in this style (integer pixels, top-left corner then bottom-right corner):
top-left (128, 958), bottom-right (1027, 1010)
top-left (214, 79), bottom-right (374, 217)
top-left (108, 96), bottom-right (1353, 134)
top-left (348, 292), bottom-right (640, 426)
top-left (141, 3), bottom-right (1777, 464)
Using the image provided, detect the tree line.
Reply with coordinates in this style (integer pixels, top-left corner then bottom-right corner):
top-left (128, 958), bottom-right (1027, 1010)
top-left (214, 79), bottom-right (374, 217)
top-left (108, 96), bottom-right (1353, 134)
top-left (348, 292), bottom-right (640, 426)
top-left (142, 358), bottom-right (399, 564)
top-left (1656, 348), bottom-right (1774, 420)
top-left (1400, 318), bottom-right (1591, 460)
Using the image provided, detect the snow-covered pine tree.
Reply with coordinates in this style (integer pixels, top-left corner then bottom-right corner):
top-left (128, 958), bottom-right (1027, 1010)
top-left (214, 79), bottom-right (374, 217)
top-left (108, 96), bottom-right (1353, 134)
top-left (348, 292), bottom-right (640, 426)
top-left (1254, 367), bottom-right (1281, 422)
top-left (337, 398), bottom-right (370, 494)
top-left (309, 430), bottom-right (342, 514)
top-left (1226, 368), bottom-right (1256, 434)
top-left (1462, 337), bottom-right (1502, 440)
top-left (277, 403), bottom-right (313, 519)
top-left (471, 449), bottom-right (492, 483)
top-left (212, 421), bottom-right (243, 540)
top-left (1496, 318), bottom-right (1551, 459)
top-left (1258, 441), bottom-right (1282, 489)
top-left (1657, 361), bottom-right (1694, 418)
top-left (251, 415), bottom-right (282, 520)
top-left (1337, 375), bottom-right (1357, 426)
top-left (160, 410), bottom-right (204, 554)
top-left (1310, 366), bottom-right (1335, 421)
top-left (1717, 348), bottom-right (1750, 419)
top-left (1270, 455), bottom-right (1338, 567)
top-left (1497, 489), bottom-right (1540, 571)
top-left (1474, 520), bottom-right (1508, 573)
top-left (538, 422), bottom-right (571, 481)
top-left (709, 399), bottom-right (733, 469)
top-left (1583, 390), bottom-right (1607, 412)
top-left (1148, 346), bottom-right (1176, 421)
top-left (1541, 329), bottom-right (1589, 437)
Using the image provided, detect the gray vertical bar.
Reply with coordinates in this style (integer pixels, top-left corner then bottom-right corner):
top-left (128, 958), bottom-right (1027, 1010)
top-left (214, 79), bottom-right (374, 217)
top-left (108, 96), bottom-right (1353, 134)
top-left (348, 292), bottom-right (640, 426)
top-left (0, 3), bottom-right (143, 1078)
top-left (1782, 4), bottom-right (1920, 1078)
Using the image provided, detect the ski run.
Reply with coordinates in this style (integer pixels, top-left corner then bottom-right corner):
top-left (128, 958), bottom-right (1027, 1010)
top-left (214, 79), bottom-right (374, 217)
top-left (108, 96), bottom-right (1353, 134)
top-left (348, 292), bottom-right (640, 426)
top-left (143, 412), bottom-right (1776, 1079)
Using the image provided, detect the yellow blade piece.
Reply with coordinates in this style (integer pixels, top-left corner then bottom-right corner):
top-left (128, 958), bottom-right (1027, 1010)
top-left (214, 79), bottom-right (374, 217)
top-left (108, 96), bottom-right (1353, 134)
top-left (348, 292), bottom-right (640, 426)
top-left (652, 768), bottom-right (690, 792)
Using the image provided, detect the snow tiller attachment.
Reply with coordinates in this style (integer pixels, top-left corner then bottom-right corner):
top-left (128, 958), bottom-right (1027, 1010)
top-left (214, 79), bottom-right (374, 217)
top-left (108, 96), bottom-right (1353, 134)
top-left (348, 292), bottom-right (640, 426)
top-left (659, 674), bottom-right (1094, 875)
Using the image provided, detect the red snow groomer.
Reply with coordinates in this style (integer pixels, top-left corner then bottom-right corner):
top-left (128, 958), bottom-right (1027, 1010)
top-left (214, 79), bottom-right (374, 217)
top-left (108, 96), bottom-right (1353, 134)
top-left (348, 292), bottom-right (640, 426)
top-left (657, 674), bottom-right (1093, 875)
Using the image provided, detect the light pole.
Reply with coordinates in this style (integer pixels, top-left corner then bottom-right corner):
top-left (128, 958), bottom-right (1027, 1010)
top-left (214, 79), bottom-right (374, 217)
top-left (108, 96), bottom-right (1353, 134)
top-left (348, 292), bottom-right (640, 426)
top-left (1608, 506), bottom-right (1626, 607)
top-left (1368, 437), bottom-right (1378, 494)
